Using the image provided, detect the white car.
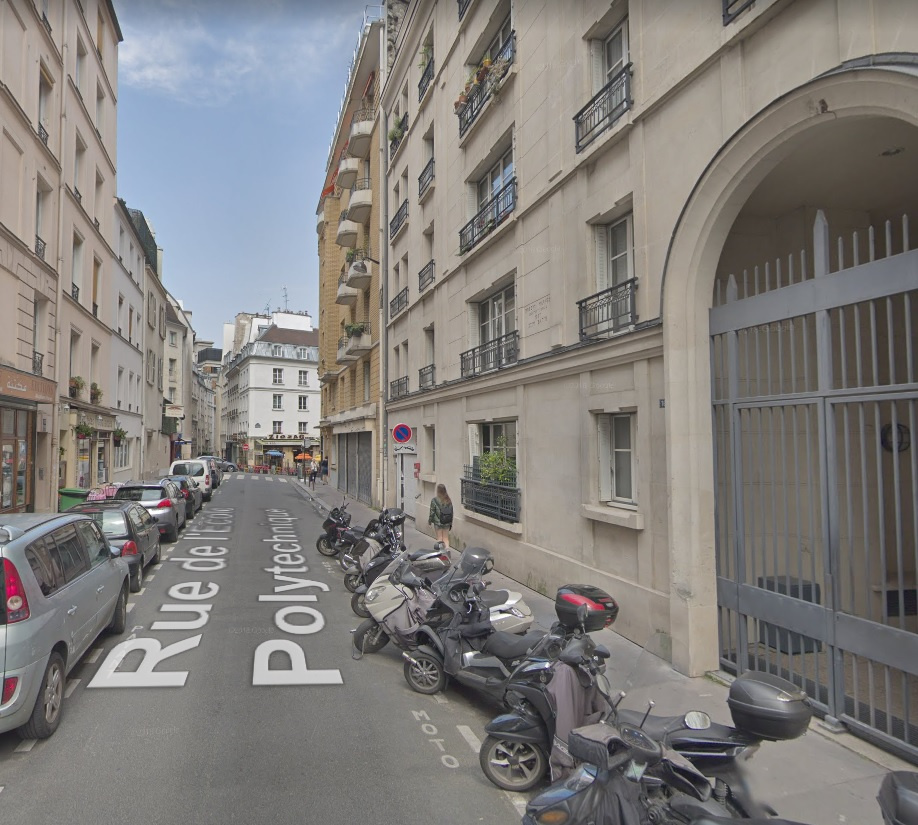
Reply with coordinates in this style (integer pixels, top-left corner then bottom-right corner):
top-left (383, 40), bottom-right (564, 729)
top-left (169, 459), bottom-right (213, 501)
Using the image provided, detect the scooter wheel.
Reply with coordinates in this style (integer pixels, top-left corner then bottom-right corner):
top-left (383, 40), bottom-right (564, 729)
top-left (479, 735), bottom-right (547, 791)
top-left (316, 536), bottom-right (337, 557)
top-left (353, 619), bottom-right (389, 653)
top-left (351, 591), bottom-right (371, 619)
top-left (343, 572), bottom-right (360, 593)
top-left (403, 652), bottom-right (446, 695)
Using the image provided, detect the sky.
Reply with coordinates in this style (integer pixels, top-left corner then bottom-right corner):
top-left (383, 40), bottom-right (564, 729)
top-left (111, 0), bottom-right (376, 346)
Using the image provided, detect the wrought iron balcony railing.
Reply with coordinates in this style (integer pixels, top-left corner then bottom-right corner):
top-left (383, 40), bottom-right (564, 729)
top-left (42, 12), bottom-right (52, 34)
top-left (577, 278), bottom-right (638, 340)
top-left (458, 0), bottom-right (472, 20)
top-left (70, 283), bottom-right (80, 301)
top-left (389, 198), bottom-right (408, 239)
top-left (418, 157), bottom-right (435, 199)
top-left (390, 286), bottom-right (409, 319)
top-left (389, 112), bottom-right (408, 160)
top-left (338, 208), bottom-right (349, 223)
top-left (418, 55), bottom-right (434, 101)
top-left (574, 64), bottom-right (632, 153)
top-left (32, 351), bottom-right (43, 376)
top-left (460, 330), bottom-right (519, 378)
top-left (458, 31), bottom-right (515, 137)
top-left (418, 259), bottom-right (435, 292)
top-left (351, 175), bottom-right (372, 192)
top-left (459, 178), bottom-right (516, 254)
top-left (419, 364), bottom-right (435, 389)
top-left (35, 235), bottom-right (46, 260)
top-left (38, 123), bottom-right (49, 145)
top-left (73, 186), bottom-right (82, 203)
top-left (723, 0), bottom-right (756, 24)
top-left (390, 375), bottom-right (408, 399)
top-left (92, 302), bottom-right (98, 317)
top-left (461, 465), bottom-right (521, 523)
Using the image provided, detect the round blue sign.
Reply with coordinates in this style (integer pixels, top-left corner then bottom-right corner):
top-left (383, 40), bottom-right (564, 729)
top-left (393, 423), bottom-right (412, 443)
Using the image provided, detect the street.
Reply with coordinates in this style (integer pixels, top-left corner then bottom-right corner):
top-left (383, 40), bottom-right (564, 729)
top-left (0, 475), bottom-right (523, 824)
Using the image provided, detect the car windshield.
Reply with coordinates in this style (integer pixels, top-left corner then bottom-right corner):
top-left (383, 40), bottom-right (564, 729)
top-left (162, 477), bottom-right (186, 489)
top-left (83, 510), bottom-right (129, 538)
top-left (115, 487), bottom-right (166, 502)
top-left (173, 463), bottom-right (204, 477)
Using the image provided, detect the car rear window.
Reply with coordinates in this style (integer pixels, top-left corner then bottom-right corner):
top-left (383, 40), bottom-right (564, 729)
top-left (173, 463), bottom-right (204, 477)
top-left (115, 487), bottom-right (164, 502)
top-left (84, 510), bottom-right (129, 538)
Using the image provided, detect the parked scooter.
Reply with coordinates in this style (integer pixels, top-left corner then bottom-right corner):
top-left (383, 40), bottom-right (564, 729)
top-left (339, 507), bottom-right (404, 573)
top-left (350, 545), bottom-right (452, 618)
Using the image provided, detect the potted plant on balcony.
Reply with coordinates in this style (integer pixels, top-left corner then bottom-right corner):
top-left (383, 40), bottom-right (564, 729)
top-left (417, 43), bottom-right (432, 70)
top-left (345, 321), bottom-right (366, 337)
top-left (478, 436), bottom-right (517, 486)
top-left (476, 61), bottom-right (490, 83)
top-left (90, 382), bottom-right (102, 404)
top-left (345, 248), bottom-right (358, 264)
top-left (113, 426), bottom-right (127, 445)
top-left (75, 421), bottom-right (93, 440)
top-left (388, 124), bottom-right (404, 143)
top-left (69, 376), bottom-right (85, 399)
top-left (454, 91), bottom-right (468, 113)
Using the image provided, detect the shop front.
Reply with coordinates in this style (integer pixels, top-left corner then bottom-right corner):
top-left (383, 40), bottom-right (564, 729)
top-left (61, 408), bottom-right (117, 490)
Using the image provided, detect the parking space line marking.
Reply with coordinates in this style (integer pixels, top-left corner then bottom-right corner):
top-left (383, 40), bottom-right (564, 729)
top-left (278, 479), bottom-right (288, 484)
top-left (153, 564), bottom-right (162, 571)
top-left (236, 474), bottom-right (243, 479)
top-left (506, 795), bottom-right (527, 816)
top-left (137, 588), bottom-right (146, 595)
top-left (86, 648), bottom-right (103, 664)
top-left (13, 739), bottom-right (36, 753)
top-left (433, 693), bottom-right (448, 704)
top-left (456, 724), bottom-right (482, 753)
top-left (127, 603), bottom-right (135, 613)
top-left (64, 679), bottom-right (80, 699)
top-left (147, 574), bottom-right (155, 582)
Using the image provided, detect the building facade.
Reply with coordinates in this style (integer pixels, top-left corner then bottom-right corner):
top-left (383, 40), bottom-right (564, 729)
top-left (377, 0), bottom-right (918, 759)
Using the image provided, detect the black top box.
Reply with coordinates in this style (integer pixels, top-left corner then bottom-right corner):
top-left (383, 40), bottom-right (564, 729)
top-left (728, 671), bottom-right (812, 741)
top-left (555, 584), bottom-right (619, 632)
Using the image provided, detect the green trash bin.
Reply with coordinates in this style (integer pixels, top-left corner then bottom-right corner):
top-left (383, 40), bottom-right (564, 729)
top-left (58, 488), bottom-right (90, 512)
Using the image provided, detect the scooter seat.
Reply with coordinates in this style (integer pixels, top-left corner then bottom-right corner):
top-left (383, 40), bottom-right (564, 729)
top-left (342, 528), bottom-right (364, 542)
top-left (615, 709), bottom-right (750, 748)
top-left (479, 589), bottom-right (510, 608)
top-left (878, 771), bottom-right (918, 825)
top-left (482, 630), bottom-right (545, 661)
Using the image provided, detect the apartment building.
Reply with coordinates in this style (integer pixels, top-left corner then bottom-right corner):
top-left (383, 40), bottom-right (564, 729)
top-left (379, 0), bottom-right (918, 758)
top-left (316, 8), bottom-right (385, 505)
top-left (195, 342), bottom-right (223, 454)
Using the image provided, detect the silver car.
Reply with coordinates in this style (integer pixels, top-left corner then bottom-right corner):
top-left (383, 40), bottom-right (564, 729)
top-left (0, 513), bottom-right (129, 738)
top-left (113, 479), bottom-right (186, 542)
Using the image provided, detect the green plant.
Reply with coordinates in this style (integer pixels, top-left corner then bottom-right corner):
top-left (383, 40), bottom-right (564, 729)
top-left (344, 321), bottom-right (367, 337)
top-left (90, 382), bottom-right (102, 403)
top-left (388, 124), bottom-right (404, 143)
top-left (478, 436), bottom-right (517, 486)
top-left (345, 248), bottom-right (358, 263)
top-left (75, 421), bottom-right (94, 439)
top-left (113, 426), bottom-right (127, 442)
top-left (417, 43), bottom-right (432, 69)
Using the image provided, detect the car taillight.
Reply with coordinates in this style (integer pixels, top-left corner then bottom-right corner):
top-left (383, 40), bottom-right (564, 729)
top-left (182, 490), bottom-right (190, 499)
top-left (205, 475), bottom-right (210, 484)
top-left (122, 540), bottom-right (138, 556)
top-left (156, 498), bottom-right (172, 509)
top-left (3, 558), bottom-right (30, 622)
top-left (2, 676), bottom-right (18, 704)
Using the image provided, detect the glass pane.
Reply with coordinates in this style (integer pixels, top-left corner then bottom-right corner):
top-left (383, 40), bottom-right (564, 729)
top-left (605, 30), bottom-right (623, 78)
top-left (16, 439), bottom-right (26, 506)
top-left (1, 410), bottom-right (13, 435)
top-left (1, 442), bottom-right (12, 508)
top-left (15, 410), bottom-right (27, 437)
top-left (613, 415), bottom-right (631, 448)
top-left (614, 450), bottom-right (632, 499)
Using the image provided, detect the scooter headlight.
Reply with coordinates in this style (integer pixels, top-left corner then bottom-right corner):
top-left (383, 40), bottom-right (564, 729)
top-left (533, 810), bottom-right (570, 825)
top-left (365, 587), bottom-right (383, 603)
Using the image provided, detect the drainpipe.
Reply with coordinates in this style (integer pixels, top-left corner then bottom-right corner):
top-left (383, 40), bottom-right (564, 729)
top-left (379, 29), bottom-right (390, 509)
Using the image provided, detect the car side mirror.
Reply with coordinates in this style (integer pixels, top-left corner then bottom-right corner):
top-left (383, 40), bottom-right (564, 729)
top-left (109, 546), bottom-right (123, 558)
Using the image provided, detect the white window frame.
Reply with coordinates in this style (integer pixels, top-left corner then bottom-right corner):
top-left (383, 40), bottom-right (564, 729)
top-left (595, 213), bottom-right (634, 292)
top-left (272, 345), bottom-right (282, 356)
top-left (598, 412), bottom-right (635, 505)
top-left (298, 396), bottom-right (308, 411)
top-left (272, 420), bottom-right (283, 434)
top-left (479, 283), bottom-right (516, 345)
top-left (272, 394), bottom-right (283, 410)
top-left (591, 19), bottom-right (629, 95)
top-left (298, 369), bottom-right (309, 387)
top-left (272, 368), bottom-right (284, 385)
top-left (298, 421), bottom-right (309, 434)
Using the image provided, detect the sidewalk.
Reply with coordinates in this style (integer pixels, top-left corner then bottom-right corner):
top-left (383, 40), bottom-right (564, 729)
top-left (293, 479), bottom-right (911, 825)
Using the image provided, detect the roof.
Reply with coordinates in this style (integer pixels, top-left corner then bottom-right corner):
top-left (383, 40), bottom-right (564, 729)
top-left (165, 301), bottom-right (182, 325)
top-left (258, 325), bottom-right (319, 347)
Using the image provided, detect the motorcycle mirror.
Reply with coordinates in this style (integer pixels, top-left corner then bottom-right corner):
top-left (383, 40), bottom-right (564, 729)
top-left (482, 558), bottom-right (494, 574)
top-left (576, 603), bottom-right (589, 627)
top-left (638, 700), bottom-right (655, 729)
top-left (683, 710), bottom-right (711, 730)
top-left (433, 541), bottom-right (445, 551)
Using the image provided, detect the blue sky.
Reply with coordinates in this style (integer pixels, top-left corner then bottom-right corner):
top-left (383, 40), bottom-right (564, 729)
top-left (112, 0), bottom-right (375, 345)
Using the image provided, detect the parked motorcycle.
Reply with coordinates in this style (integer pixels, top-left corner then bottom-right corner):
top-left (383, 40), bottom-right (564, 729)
top-left (339, 507), bottom-right (405, 574)
top-left (315, 498), bottom-right (381, 559)
top-left (350, 545), bottom-right (452, 618)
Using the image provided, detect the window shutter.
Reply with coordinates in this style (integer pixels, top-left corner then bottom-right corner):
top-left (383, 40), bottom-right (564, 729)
top-left (598, 414), bottom-right (612, 502)
top-left (468, 423), bottom-right (481, 464)
top-left (468, 301), bottom-right (480, 347)
top-left (595, 225), bottom-right (609, 291)
top-left (590, 39), bottom-right (604, 95)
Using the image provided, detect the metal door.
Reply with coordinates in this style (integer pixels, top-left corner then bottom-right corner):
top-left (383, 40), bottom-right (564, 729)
top-left (712, 211), bottom-right (918, 760)
top-left (397, 454), bottom-right (418, 519)
top-left (357, 432), bottom-right (372, 505)
top-left (345, 433), bottom-right (358, 499)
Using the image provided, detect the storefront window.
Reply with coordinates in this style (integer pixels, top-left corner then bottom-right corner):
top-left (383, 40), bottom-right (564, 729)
top-left (0, 408), bottom-right (33, 512)
top-left (1, 442), bottom-right (12, 509)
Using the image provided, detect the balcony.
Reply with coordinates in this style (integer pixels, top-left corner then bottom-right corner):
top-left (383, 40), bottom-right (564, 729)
top-left (389, 198), bottom-right (408, 240)
top-left (457, 31), bottom-right (515, 138)
top-left (577, 279), bottom-right (638, 341)
top-left (348, 108), bottom-right (374, 158)
top-left (337, 156), bottom-right (360, 189)
top-left (390, 376), bottom-right (408, 400)
top-left (316, 206), bottom-right (325, 233)
top-left (418, 259), bottom-right (435, 293)
top-left (419, 363), bottom-right (435, 389)
top-left (461, 465), bottom-right (521, 523)
top-left (573, 64), bottom-right (633, 153)
top-left (458, 0), bottom-right (472, 20)
top-left (723, 0), bottom-right (756, 24)
top-left (389, 112), bottom-right (408, 160)
top-left (336, 273), bottom-right (360, 306)
top-left (390, 286), bottom-right (409, 319)
top-left (347, 177), bottom-right (373, 223)
top-left (459, 177), bottom-right (516, 255)
top-left (74, 186), bottom-right (82, 204)
top-left (344, 322), bottom-right (373, 356)
top-left (345, 250), bottom-right (373, 289)
top-left (70, 283), bottom-right (80, 302)
top-left (337, 336), bottom-right (358, 364)
top-left (35, 235), bottom-right (46, 260)
top-left (32, 351), bottom-right (43, 376)
top-left (418, 55), bottom-right (434, 101)
top-left (418, 157), bottom-right (435, 201)
top-left (460, 330), bottom-right (519, 378)
top-left (38, 123), bottom-right (49, 146)
top-left (336, 210), bottom-right (360, 247)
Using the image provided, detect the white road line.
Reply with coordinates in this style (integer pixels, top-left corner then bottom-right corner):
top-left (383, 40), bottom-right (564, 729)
top-left (85, 647), bottom-right (103, 664)
top-left (64, 679), bottom-right (80, 699)
top-left (137, 587), bottom-right (146, 596)
top-left (236, 474), bottom-right (244, 479)
top-left (456, 724), bottom-right (482, 753)
top-left (13, 739), bottom-right (36, 753)
top-left (506, 794), bottom-right (527, 816)
top-left (0, 786), bottom-right (4, 793)
top-left (433, 693), bottom-right (448, 704)
top-left (153, 564), bottom-right (162, 571)
top-left (278, 478), bottom-right (288, 484)
top-left (146, 574), bottom-right (155, 582)
top-left (127, 603), bottom-right (135, 613)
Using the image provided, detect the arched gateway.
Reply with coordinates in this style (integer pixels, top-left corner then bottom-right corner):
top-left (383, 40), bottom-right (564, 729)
top-left (663, 58), bottom-right (918, 760)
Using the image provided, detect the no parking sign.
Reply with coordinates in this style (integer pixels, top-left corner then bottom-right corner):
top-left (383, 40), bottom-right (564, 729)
top-left (392, 423), bottom-right (416, 454)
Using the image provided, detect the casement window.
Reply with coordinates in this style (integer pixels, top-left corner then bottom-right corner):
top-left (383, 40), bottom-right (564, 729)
top-left (363, 362), bottom-right (370, 402)
top-left (476, 149), bottom-right (514, 213)
top-left (480, 283), bottom-right (515, 344)
top-left (272, 421), bottom-right (283, 434)
top-left (298, 421), bottom-right (309, 434)
top-left (591, 19), bottom-right (629, 95)
top-left (169, 331), bottom-right (177, 346)
top-left (598, 413), bottom-right (635, 504)
top-left (484, 14), bottom-right (512, 61)
top-left (298, 396), bottom-right (308, 411)
top-left (471, 420), bottom-right (517, 463)
top-left (596, 214), bottom-right (633, 291)
top-left (298, 370), bottom-right (309, 387)
top-left (297, 347), bottom-right (307, 359)
top-left (272, 345), bottom-right (282, 356)
top-left (273, 394), bottom-right (283, 410)
top-left (272, 368), bottom-right (284, 385)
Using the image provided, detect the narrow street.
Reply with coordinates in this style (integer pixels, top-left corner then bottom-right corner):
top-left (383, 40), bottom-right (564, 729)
top-left (0, 476), bottom-right (523, 825)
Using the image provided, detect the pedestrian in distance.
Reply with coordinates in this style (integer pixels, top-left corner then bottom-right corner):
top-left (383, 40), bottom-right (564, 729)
top-left (428, 483), bottom-right (453, 549)
top-left (320, 457), bottom-right (329, 484)
top-left (308, 460), bottom-right (318, 490)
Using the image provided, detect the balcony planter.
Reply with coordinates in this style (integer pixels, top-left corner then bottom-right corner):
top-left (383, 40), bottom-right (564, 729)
top-left (75, 422), bottom-right (94, 440)
top-left (454, 93), bottom-right (468, 113)
top-left (90, 383), bottom-right (102, 404)
top-left (113, 427), bottom-right (127, 445)
top-left (478, 437), bottom-right (517, 486)
top-left (345, 322), bottom-right (368, 337)
top-left (69, 376), bottom-right (85, 399)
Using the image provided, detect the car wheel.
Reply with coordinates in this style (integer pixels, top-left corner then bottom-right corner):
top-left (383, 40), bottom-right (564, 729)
top-left (479, 736), bottom-right (548, 791)
top-left (130, 563), bottom-right (143, 593)
top-left (350, 591), bottom-right (371, 619)
top-left (107, 584), bottom-right (128, 634)
top-left (18, 651), bottom-right (66, 740)
top-left (166, 520), bottom-right (179, 543)
top-left (353, 619), bottom-right (389, 653)
top-left (151, 538), bottom-right (161, 565)
top-left (403, 652), bottom-right (446, 695)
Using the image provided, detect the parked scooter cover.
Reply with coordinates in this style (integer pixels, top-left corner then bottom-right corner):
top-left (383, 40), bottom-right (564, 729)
top-left (358, 537), bottom-right (385, 572)
top-left (384, 588), bottom-right (437, 645)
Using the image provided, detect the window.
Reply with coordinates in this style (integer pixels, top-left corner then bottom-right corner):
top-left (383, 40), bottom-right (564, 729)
top-left (272, 368), bottom-right (284, 385)
top-left (168, 358), bottom-right (176, 379)
top-left (600, 21), bottom-right (628, 92)
top-left (297, 347), bottom-right (307, 359)
top-left (168, 387), bottom-right (176, 402)
top-left (76, 521), bottom-right (108, 568)
top-left (428, 425), bottom-right (436, 472)
top-left (95, 83), bottom-right (105, 133)
top-left (75, 38), bottom-right (86, 95)
top-left (169, 331), bottom-right (177, 346)
top-left (114, 437), bottom-right (131, 469)
top-left (48, 525), bottom-right (89, 583)
top-left (298, 421), bottom-right (309, 434)
top-left (598, 413), bottom-right (634, 503)
top-left (272, 421), bottom-right (282, 434)
top-left (480, 284), bottom-right (516, 345)
top-left (485, 14), bottom-right (513, 62)
top-left (272, 345), bottom-right (282, 356)
top-left (273, 394), bottom-right (283, 410)
top-left (25, 537), bottom-right (59, 596)
top-left (477, 149), bottom-right (514, 211)
top-left (298, 396), bottom-right (308, 411)
top-left (363, 362), bottom-right (370, 402)
top-left (298, 369), bottom-right (308, 387)
top-left (71, 233), bottom-right (83, 292)
top-left (597, 215), bottom-right (633, 290)
top-left (480, 421), bottom-right (516, 463)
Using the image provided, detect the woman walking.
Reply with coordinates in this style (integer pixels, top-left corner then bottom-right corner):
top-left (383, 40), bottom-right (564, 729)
top-left (428, 483), bottom-right (453, 549)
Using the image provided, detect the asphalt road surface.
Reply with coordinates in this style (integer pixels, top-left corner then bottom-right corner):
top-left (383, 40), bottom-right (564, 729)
top-left (0, 475), bottom-right (525, 825)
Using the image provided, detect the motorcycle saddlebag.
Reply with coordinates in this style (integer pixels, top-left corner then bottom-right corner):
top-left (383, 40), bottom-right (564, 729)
top-left (555, 584), bottom-right (619, 632)
top-left (727, 671), bottom-right (812, 741)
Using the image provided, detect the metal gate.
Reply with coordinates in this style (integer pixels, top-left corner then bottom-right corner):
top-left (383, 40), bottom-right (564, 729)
top-left (357, 432), bottom-right (372, 505)
top-left (712, 210), bottom-right (918, 761)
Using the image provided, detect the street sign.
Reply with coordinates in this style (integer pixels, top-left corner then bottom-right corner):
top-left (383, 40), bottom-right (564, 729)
top-left (392, 423), bottom-right (412, 443)
top-left (242, 444), bottom-right (249, 451)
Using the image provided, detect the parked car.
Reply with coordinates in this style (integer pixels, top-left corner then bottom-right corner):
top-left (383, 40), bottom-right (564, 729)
top-left (113, 479), bottom-right (186, 542)
top-left (68, 501), bottom-right (160, 592)
top-left (195, 456), bottom-right (222, 487)
top-left (224, 462), bottom-right (238, 472)
top-left (0, 513), bottom-right (129, 738)
top-left (161, 474), bottom-right (203, 521)
top-left (169, 459), bottom-right (213, 502)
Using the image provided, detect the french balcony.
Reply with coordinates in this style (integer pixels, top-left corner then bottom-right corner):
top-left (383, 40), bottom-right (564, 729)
top-left (459, 177), bottom-right (516, 255)
top-left (38, 123), bottom-right (49, 146)
top-left (461, 464), bottom-right (521, 523)
top-left (70, 283), bottom-right (80, 302)
top-left (577, 278), bottom-right (638, 341)
top-left (73, 186), bottom-right (82, 204)
top-left (347, 177), bottom-right (373, 223)
top-left (344, 322), bottom-right (373, 356)
top-left (419, 363), bottom-right (435, 389)
top-left (389, 112), bottom-right (408, 161)
top-left (348, 108), bottom-right (374, 158)
top-left (458, 0), bottom-right (472, 20)
top-left (389, 198), bottom-right (409, 241)
top-left (345, 250), bottom-right (373, 289)
top-left (32, 351), bottom-right (43, 376)
top-left (336, 273), bottom-right (360, 306)
top-left (418, 259), bottom-right (435, 293)
top-left (460, 330), bottom-right (519, 378)
top-left (337, 156), bottom-right (360, 189)
top-left (723, 0), bottom-right (756, 24)
top-left (35, 234), bottom-right (46, 260)
top-left (390, 286), bottom-right (409, 319)
top-left (316, 206), bottom-right (325, 233)
top-left (337, 336), bottom-right (359, 364)
top-left (418, 56), bottom-right (434, 102)
top-left (336, 210), bottom-right (360, 247)
top-left (573, 64), bottom-right (633, 153)
top-left (418, 157), bottom-right (435, 201)
top-left (390, 375), bottom-right (408, 400)
top-left (457, 31), bottom-right (515, 138)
